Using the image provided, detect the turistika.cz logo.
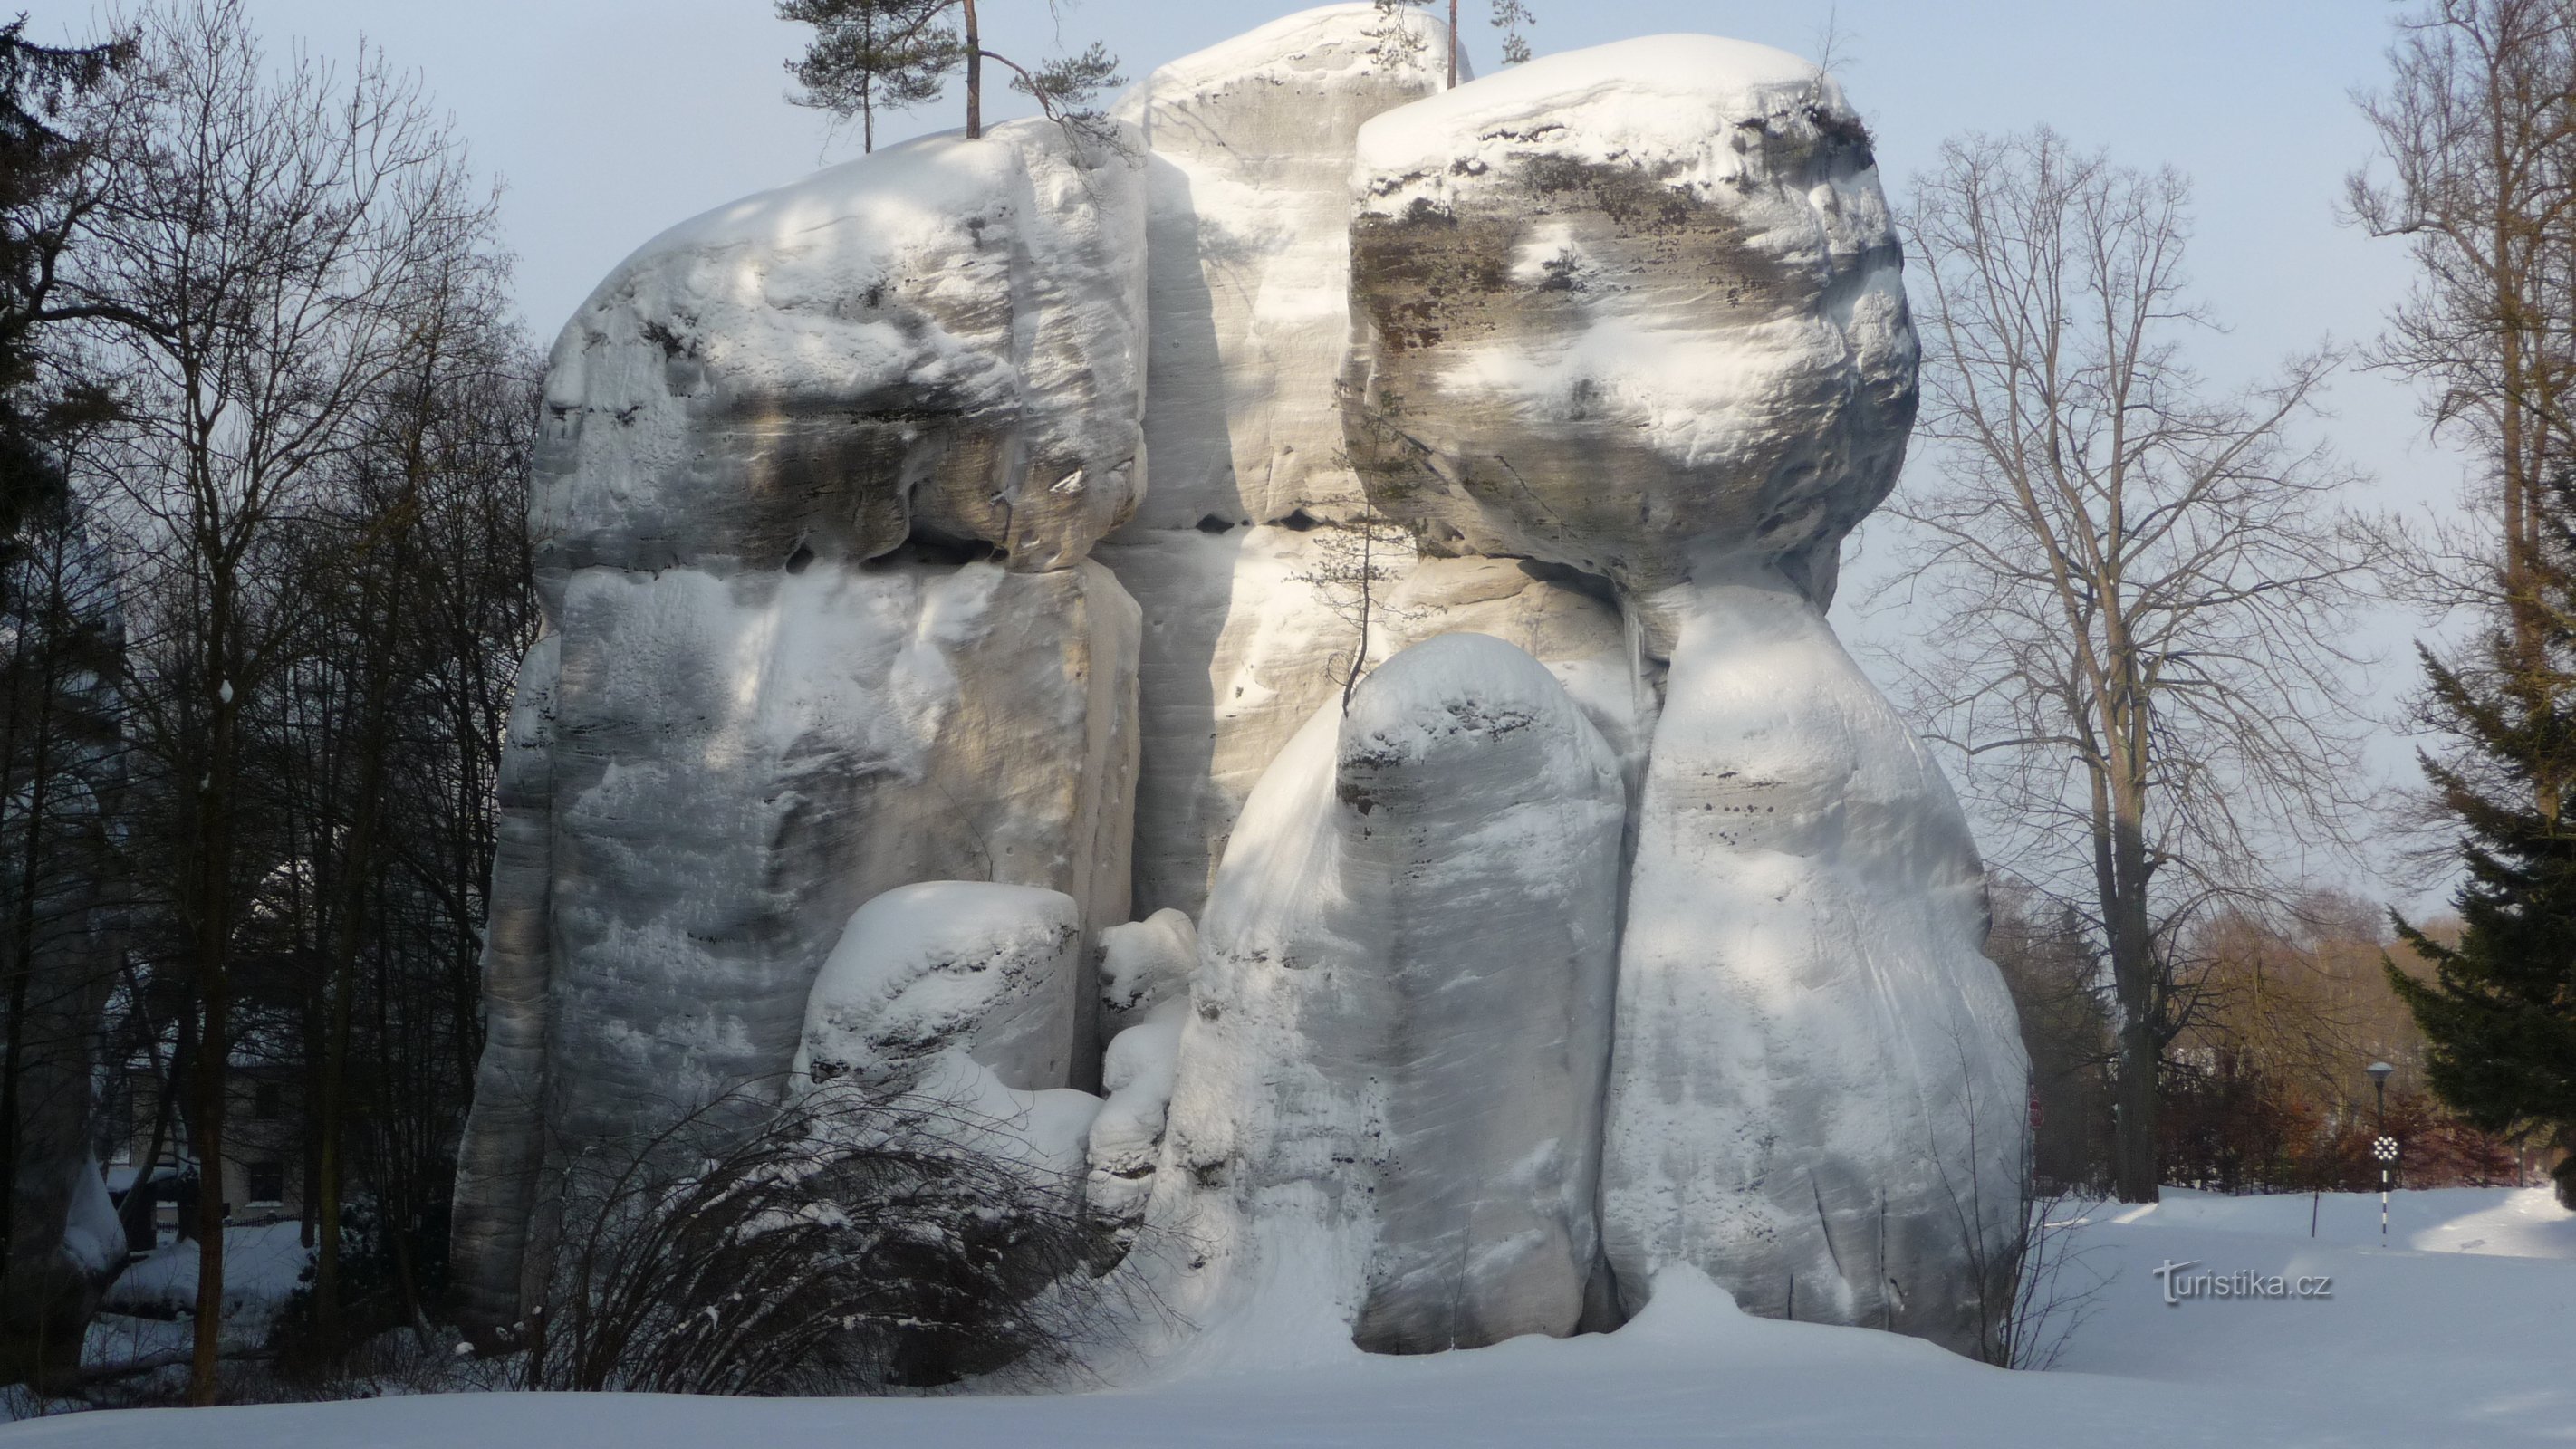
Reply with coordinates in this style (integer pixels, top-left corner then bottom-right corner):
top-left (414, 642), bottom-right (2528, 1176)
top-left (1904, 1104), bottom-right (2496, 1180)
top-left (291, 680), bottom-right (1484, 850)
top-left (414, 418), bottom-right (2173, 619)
top-left (2150, 1259), bottom-right (2333, 1306)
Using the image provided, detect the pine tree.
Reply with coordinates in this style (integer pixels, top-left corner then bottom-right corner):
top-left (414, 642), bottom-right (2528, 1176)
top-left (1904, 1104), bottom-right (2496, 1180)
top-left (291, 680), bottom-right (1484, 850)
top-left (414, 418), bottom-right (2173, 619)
top-left (2389, 590), bottom-right (2576, 1209)
top-left (776, 0), bottom-right (1120, 149)
top-left (2357, 0), bottom-right (2576, 1214)
top-left (0, 22), bottom-right (130, 574)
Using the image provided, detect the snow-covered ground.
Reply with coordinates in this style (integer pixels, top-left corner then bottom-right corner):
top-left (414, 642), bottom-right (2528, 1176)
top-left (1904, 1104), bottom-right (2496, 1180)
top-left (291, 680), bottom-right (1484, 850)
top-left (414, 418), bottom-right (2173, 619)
top-left (9, 1186), bottom-right (2570, 1446)
top-left (99, 1222), bottom-right (312, 1321)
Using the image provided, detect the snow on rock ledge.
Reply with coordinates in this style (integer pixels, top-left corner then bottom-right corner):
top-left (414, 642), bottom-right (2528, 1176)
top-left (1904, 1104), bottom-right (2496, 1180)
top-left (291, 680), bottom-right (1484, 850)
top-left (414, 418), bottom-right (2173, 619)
top-left (1098, 907), bottom-right (1199, 1032)
top-left (1343, 36), bottom-right (1918, 610)
top-left (793, 881), bottom-right (1084, 1093)
top-left (533, 117), bottom-right (1145, 584)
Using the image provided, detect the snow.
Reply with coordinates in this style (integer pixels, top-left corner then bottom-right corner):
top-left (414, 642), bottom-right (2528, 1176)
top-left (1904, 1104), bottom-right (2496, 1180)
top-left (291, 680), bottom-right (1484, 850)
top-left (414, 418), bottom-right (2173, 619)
top-left (1353, 35), bottom-right (1833, 197)
top-left (793, 880), bottom-right (1084, 1094)
top-left (61, 1156), bottom-right (125, 1281)
top-left (1095, 907), bottom-right (1197, 1030)
top-left (1600, 567), bottom-right (2027, 1358)
top-left (879, 1051), bottom-right (1101, 1183)
top-left (1139, 634), bottom-right (1626, 1358)
top-left (99, 1223), bottom-right (310, 1321)
top-left (25, 1187), bottom-right (2576, 1446)
top-left (1082, 999), bottom-right (1187, 1223)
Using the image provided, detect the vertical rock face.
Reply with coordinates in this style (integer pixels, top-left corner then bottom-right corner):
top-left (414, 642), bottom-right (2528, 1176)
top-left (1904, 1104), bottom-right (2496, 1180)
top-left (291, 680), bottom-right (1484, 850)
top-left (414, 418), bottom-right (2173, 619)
top-left (1149, 634), bottom-right (1625, 1359)
top-left (534, 558), bottom-right (1136, 1145)
top-left (449, 633), bottom-right (558, 1331)
top-left (448, 119), bottom-right (1145, 1333)
top-left (1600, 571), bottom-right (2029, 1358)
top-left (1344, 36), bottom-right (1918, 611)
top-left (1100, 5), bottom-right (1450, 918)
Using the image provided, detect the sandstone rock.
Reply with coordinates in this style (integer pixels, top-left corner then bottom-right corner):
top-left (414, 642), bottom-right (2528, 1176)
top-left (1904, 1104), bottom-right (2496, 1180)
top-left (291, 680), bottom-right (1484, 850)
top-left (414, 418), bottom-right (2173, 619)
top-left (1146, 633), bottom-right (1625, 1358)
top-left (1099, 907), bottom-right (1199, 1031)
top-left (1600, 567), bottom-right (2030, 1359)
top-left (793, 881), bottom-right (1084, 1094)
top-left (532, 117), bottom-right (1144, 588)
top-left (1344, 36), bottom-right (1918, 609)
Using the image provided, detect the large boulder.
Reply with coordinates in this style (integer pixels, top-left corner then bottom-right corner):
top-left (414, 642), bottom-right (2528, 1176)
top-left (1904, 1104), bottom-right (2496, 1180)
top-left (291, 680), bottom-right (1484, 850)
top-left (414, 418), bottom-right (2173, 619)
top-left (1146, 634), bottom-right (1624, 1359)
top-left (533, 119), bottom-right (1145, 584)
top-left (1344, 35), bottom-right (1918, 614)
top-left (1600, 569), bottom-right (2030, 1358)
top-left (792, 881), bottom-right (1085, 1093)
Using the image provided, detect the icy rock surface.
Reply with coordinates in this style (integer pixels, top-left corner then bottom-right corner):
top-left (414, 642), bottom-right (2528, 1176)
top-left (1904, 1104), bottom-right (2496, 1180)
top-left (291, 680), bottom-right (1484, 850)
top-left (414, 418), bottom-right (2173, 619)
top-left (793, 882), bottom-right (1084, 1093)
top-left (1344, 36), bottom-right (1918, 610)
top-left (1600, 568), bottom-right (2029, 1358)
top-left (1146, 634), bottom-right (1624, 1358)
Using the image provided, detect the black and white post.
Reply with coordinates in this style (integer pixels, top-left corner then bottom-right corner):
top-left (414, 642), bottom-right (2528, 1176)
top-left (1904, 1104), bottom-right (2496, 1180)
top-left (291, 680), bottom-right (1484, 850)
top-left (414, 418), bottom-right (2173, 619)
top-left (2367, 1060), bottom-right (2397, 1243)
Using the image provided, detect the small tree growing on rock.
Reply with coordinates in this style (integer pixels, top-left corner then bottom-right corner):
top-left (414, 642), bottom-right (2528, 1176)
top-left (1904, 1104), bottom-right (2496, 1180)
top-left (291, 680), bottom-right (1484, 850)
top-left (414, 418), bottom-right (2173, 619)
top-left (778, 0), bottom-right (1121, 149)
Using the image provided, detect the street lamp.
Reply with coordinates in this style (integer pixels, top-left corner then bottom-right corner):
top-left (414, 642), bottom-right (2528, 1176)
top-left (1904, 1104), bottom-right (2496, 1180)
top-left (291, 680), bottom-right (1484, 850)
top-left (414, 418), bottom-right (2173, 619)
top-left (2366, 1060), bottom-right (2398, 1243)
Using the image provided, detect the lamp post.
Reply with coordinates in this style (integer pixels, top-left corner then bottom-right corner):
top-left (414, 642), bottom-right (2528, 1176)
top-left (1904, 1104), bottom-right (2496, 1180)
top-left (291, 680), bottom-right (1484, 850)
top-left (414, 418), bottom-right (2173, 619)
top-left (2367, 1060), bottom-right (2397, 1243)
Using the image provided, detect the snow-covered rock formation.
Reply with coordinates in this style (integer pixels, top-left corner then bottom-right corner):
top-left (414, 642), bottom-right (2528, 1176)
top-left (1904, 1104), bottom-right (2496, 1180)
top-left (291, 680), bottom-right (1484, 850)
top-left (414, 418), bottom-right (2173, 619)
top-left (448, 117), bottom-right (1145, 1334)
top-left (451, 5), bottom-right (2030, 1368)
top-left (1602, 570), bottom-right (2025, 1351)
top-left (1343, 36), bottom-right (1917, 617)
top-left (1147, 634), bottom-right (1625, 1359)
top-left (1097, 8), bottom-right (1448, 919)
top-left (792, 881), bottom-right (1084, 1093)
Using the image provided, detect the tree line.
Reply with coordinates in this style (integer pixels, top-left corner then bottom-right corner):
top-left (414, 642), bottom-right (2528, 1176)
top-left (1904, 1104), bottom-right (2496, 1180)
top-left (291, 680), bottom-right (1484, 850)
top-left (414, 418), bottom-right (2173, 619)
top-left (1886, 0), bottom-right (2576, 1210)
top-left (0, 0), bottom-right (535, 1398)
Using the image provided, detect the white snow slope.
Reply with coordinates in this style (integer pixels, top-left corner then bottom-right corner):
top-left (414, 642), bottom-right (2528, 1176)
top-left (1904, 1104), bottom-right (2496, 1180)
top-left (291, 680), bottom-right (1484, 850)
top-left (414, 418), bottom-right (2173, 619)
top-left (15, 1185), bottom-right (2572, 1445)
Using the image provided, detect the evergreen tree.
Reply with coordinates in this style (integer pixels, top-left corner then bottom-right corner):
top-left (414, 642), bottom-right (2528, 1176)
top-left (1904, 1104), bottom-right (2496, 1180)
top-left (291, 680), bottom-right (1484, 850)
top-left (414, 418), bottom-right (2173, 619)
top-left (0, 21), bottom-right (129, 572)
top-left (2357, 0), bottom-right (2576, 1214)
top-left (776, 0), bottom-right (1120, 149)
top-left (2390, 600), bottom-right (2576, 1209)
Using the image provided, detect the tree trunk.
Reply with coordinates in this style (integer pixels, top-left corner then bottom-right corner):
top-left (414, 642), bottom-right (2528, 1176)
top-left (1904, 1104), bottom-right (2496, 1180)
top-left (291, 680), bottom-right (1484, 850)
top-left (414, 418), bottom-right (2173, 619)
top-left (187, 610), bottom-right (235, 1406)
top-left (963, 0), bottom-right (981, 139)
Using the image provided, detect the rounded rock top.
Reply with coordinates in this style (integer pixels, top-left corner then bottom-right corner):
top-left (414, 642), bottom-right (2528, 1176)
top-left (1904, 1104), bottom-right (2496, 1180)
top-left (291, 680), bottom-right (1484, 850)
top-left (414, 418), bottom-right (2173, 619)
top-left (1354, 34), bottom-right (1849, 204)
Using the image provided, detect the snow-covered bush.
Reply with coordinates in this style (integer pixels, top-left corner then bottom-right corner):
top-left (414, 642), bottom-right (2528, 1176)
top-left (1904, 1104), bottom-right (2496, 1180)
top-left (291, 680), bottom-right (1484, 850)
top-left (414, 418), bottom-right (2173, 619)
top-left (495, 1082), bottom-right (1151, 1395)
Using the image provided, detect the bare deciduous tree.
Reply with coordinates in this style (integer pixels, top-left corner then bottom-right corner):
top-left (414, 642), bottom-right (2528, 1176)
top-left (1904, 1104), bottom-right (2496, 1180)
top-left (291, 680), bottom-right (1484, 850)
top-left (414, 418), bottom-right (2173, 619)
top-left (1288, 512), bottom-right (1418, 715)
top-left (63, 0), bottom-right (503, 1397)
top-left (2350, 0), bottom-right (2576, 637)
top-left (1881, 128), bottom-right (2383, 1203)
